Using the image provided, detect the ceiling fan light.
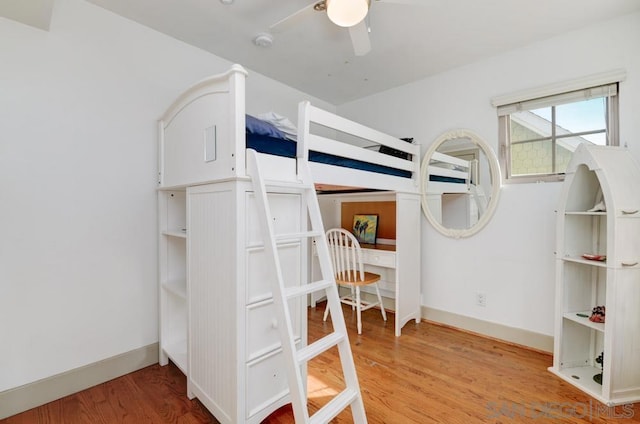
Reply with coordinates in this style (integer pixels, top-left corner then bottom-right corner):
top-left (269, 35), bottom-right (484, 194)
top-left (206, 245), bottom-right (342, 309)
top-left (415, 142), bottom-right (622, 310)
top-left (326, 0), bottom-right (370, 28)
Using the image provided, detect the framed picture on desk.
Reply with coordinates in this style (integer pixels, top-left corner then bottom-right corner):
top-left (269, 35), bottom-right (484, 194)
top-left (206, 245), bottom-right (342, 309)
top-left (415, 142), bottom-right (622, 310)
top-left (352, 214), bottom-right (378, 244)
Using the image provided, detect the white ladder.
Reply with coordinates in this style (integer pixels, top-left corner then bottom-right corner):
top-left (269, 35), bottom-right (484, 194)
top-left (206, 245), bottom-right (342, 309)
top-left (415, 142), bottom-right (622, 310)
top-left (246, 149), bottom-right (367, 424)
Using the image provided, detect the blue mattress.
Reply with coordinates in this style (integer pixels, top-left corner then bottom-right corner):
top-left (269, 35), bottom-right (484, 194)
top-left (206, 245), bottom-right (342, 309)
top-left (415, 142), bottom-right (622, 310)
top-left (429, 175), bottom-right (467, 184)
top-left (246, 133), bottom-right (411, 178)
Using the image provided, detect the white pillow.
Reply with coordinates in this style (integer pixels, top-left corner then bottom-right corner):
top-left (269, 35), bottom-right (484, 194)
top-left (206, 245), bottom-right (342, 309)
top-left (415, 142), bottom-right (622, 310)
top-left (257, 112), bottom-right (297, 141)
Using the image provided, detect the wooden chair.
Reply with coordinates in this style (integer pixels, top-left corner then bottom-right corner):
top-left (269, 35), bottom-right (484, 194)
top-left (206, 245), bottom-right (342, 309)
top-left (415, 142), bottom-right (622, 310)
top-left (323, 228), bottom-right (387, 334)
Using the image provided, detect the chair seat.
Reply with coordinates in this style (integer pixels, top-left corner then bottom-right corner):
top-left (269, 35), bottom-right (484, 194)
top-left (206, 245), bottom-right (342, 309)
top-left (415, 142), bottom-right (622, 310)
top-left (336, 271), bottom-right (381, 286)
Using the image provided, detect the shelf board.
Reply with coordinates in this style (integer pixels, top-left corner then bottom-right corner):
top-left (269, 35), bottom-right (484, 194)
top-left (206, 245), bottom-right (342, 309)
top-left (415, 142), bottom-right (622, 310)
top-left (549, 365), bottom-right (606, 403)
top-left (565, 211), bottom-right (606, 216)
top-left (163, 229), bottom-right (187, 238)
top-left (563, 312), bottom-right (605, 332)
top-left (163, 340), bottom-right (187, 374)
top-left (562, 255), bottom-right (607, 267)
top-left (162, 279), bottom-right (187, 299)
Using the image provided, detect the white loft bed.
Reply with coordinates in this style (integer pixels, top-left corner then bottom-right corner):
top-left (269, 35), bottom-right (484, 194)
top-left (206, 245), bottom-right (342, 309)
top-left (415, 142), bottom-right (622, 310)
top-left (157, 64), bottom-right (422, 424)
top-left (158, 64), bottom-right (421, 192)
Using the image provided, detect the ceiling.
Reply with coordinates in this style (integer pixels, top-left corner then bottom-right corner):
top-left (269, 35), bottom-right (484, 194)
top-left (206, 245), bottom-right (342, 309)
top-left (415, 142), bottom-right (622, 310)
top-left (5, 0), bottom-right (640, 105)
top-left (0, 0), bottom-right (54, 31)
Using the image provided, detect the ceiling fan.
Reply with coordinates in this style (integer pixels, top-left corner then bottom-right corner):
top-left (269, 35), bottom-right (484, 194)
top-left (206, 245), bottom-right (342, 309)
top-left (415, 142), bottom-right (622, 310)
top-left (268, 0), bottom-right (423, 56)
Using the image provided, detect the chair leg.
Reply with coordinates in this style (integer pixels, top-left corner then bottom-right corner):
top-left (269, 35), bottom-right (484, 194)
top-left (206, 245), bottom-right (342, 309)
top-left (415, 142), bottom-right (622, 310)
top-left (356, 286), bottom-right (362, 334)
top-left (375, 283), bottom-right (387, 322)
top-left (350, 285), bottom-right (356, 310)
top-left (323, 299), bottom-right (330, 322)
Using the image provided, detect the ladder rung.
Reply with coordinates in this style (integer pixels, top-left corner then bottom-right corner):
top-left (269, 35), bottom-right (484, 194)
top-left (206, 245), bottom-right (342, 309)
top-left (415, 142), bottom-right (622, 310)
top-left (284, 279), bottom-right (334, 300)
top-left (309, 388), bottom-right (359, 424)
top-left (275, 230), bottom-right (323, 241)
top-left (297, 331), bottom-right (345, 364)
top-left (264, 179), bottom-right (315, 190)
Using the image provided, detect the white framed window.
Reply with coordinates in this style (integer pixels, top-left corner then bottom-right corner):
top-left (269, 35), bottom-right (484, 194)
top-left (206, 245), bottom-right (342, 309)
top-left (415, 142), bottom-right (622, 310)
top-left (495, 79), bottom-right (621, 183)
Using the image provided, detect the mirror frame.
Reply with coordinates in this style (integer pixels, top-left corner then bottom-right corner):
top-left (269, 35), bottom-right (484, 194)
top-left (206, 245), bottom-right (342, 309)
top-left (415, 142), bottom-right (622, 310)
top-left (420, 129), bottom-right (502, 238)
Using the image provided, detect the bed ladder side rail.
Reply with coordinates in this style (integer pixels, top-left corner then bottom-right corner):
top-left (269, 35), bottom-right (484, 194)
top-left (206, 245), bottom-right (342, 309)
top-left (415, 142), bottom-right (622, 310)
top-left (246, 149), bottom-right (368, 424)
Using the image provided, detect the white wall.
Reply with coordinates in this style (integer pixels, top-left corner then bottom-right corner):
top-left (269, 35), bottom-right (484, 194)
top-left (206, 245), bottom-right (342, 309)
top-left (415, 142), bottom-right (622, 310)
top-left (0, 0), bottom-right (332, 393)
top-left (2, 0), bottom-right (637, 398)
top-left (337, 12), bottom-right (640, 338)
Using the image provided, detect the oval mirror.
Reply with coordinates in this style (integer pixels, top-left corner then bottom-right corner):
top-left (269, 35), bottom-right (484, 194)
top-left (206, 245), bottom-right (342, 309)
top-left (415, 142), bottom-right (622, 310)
top-left (420, 129), bottom-right (501, 238)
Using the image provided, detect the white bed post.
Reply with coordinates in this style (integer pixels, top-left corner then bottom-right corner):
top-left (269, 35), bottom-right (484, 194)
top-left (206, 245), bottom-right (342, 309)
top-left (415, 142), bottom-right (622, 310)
top-left (296, 101), bottom-right (311, 165)
top-left (157, 120), bottom-right (165, 186)
top-left (228, 64), bottom-right (247, 178)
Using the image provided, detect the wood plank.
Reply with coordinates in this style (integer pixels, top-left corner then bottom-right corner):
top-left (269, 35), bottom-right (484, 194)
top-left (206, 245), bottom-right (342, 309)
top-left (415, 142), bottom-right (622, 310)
top-left (4, 305), bottom-right (639, 423)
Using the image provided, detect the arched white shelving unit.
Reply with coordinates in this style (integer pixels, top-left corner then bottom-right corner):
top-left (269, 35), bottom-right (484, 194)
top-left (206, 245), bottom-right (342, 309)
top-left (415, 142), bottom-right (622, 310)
top-left (549, 144), bottom-right (640, 406)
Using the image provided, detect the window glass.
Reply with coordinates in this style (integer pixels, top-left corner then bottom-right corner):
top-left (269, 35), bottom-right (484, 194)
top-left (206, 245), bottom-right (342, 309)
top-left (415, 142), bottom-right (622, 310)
top-left (555, 98), bottom-right (607, 145)
top-left (498, 84), bottom-right (618, 183)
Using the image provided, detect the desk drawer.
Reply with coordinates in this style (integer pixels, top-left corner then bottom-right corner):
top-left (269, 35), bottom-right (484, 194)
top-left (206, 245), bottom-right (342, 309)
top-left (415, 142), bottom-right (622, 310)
top-left (362, 249), bottom-right (395, 268)
top-left (246, 244), bottom-right (301, 305)
top-left (246, 298), bottom-right (301, 362)
top-left (246, 349), bottom-right (289, 420)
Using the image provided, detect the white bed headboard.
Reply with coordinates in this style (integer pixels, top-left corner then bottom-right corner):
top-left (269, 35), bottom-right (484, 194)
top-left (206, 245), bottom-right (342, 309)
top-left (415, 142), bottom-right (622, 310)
top-left (158, 65), bottom-right (248, 188)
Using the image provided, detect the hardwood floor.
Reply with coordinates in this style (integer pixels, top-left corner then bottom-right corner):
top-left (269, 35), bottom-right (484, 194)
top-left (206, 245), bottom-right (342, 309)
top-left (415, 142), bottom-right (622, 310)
top-left (4, 304), bottom-right (639, 423)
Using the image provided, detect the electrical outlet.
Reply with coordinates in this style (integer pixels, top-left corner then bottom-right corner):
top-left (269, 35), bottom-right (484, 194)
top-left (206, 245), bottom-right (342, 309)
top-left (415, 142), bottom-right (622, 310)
top-left (476, 292), bottom-right (486, 307)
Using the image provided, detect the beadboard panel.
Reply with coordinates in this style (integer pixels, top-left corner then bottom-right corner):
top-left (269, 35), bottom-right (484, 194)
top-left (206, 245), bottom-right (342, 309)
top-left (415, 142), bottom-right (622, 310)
top-left (187, 187), bottom-right (237, 422)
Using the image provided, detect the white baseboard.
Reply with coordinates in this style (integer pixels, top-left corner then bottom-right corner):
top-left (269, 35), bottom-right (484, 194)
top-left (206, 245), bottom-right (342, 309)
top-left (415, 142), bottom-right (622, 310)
top-left (0, 343), bottom-right (159, 420)
top-left (422, 306), bottom-right (553, 353)
top-left (321, 294), bottom-right (552, 353)
top-left (314, 289), bottom-right (553, 353)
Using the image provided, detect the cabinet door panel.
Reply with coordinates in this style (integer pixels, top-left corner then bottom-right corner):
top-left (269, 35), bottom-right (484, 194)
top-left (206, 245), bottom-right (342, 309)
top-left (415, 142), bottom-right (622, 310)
top-left (245, 192), bottom-right (301, 246)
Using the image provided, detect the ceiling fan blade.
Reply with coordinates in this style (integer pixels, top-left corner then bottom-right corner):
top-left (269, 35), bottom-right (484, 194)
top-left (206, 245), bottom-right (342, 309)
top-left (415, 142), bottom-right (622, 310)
top-left (269, 2), bottom-right (317, 34)
top-left (348, 21), bottom-right (371, 56)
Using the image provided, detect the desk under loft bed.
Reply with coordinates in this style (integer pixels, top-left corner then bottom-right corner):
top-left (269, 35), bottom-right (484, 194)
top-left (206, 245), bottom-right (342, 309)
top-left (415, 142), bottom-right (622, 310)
top-left (157, 64), bottom-right (421, 424)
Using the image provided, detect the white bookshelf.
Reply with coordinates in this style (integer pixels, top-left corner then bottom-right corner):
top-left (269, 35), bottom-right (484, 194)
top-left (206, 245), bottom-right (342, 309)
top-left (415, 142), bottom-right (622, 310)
top-left (549, 144), bottom-right (640, 406)
top-left (158, 189), bottom-right (188, 374)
